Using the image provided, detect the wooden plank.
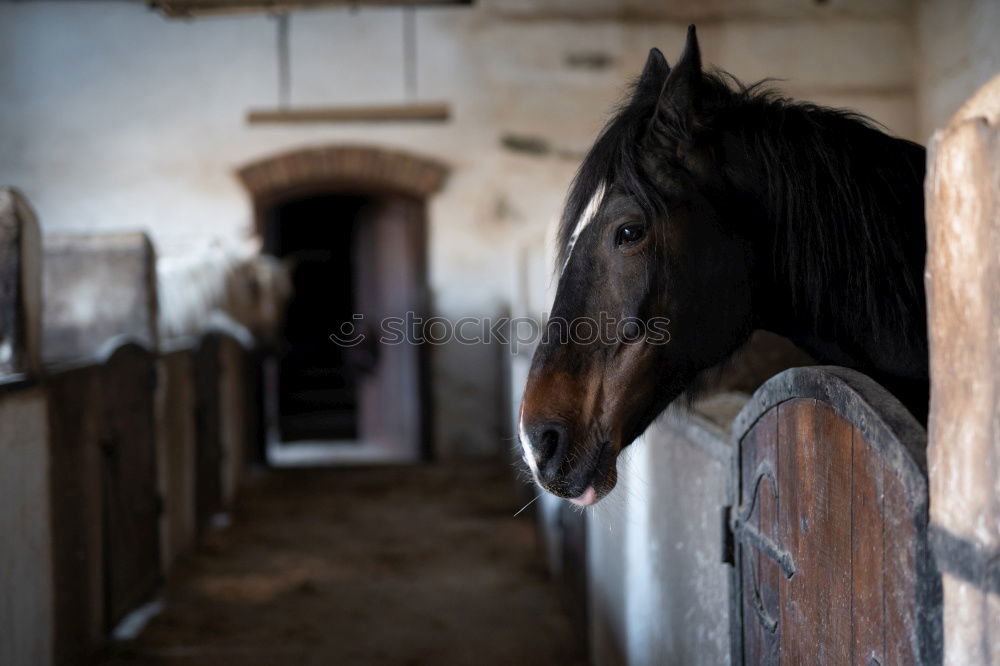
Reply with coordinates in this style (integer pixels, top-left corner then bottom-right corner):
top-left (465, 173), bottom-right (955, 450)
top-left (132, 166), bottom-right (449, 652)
top-left (850, 423), bottom-right (886, 665)
top-left (0, 188), bottom-right (42, 376)
top-left (732, 367), bottom-right (935, 665)
top-left (194, 335), bottom-right (223, 534)
top-left (925, 73), bottom-right (1000, 666)
top-left (778, 399), bottom-right (852, 665)
top-left (100, 344), bottom-right (161, 629)
top-left (883, 468), bottom-right (918, 665)
top-left (155, 0), bottom-right (471, 18)
top-left (158, 350), bottom-right (198, 571)
top-left (246, 103), bottom-right (451, 125)
top-left (739, 408), bottom-right (780, 666)
top-left (47, 367), bottom-right (106, 663)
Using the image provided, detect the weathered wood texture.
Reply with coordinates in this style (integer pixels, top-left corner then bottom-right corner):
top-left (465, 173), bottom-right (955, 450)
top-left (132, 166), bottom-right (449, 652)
top-left (156, 349), bottom-right (198, 572)
top-left (925, 72), bottom-right (1000, 666)
top-left (218, 333), bottom-right (251, 507)
top-left (47, 342), bottom-right (162, 662)
top-left (41, 232), bottom-right (159, 364)
top-left (154, 0), bottom-right (471, 18)
top-left (47, 365), bottom-right (107, 665)
top-left (99, 343), bottom-right (161, 630)
top-left (0, 382), bottom-right (53, 666)
top-left (0, 188), bottom-right (42, 376)
top-left (732, 367), bottom-right (939, 665)
top-left (193, 334), bottom-right (224, 534)
top-left (246, 103), bottom-right (451, 124)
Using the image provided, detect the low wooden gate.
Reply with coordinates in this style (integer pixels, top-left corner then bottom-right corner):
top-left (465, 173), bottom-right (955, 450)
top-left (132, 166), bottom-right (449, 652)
top-left (730, 367), bottom-right (941, 665)
top-left (47, 364), bottom-right (105, 665)
top-left (99, 342), bottom-right (161, 630)
top-left (47, 340), bottom-right (162, 660)
top-left (193, 334), bottom-right (223, 534)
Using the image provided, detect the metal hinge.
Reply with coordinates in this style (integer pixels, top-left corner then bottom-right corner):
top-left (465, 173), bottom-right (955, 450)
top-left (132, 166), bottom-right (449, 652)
top-left (722, 505), bottom-right (735, 566)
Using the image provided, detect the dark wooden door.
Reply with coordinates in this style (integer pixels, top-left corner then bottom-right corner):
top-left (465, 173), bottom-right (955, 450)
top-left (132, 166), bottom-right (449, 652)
top-left (731, 366), bottom-right (940, 665)
top-left (47, 365), bottom-right (106, 664)
top-left (99, 342), bottom-right (161, 630)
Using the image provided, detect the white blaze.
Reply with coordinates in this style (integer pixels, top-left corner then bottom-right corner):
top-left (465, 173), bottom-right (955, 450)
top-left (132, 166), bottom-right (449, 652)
top-left (518, 410), bottom-right (540, 476)
top-left (561, 181), bottom-right (607, 273)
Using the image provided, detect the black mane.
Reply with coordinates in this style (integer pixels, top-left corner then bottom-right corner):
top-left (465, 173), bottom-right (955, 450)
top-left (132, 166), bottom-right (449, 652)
top-left (559, 68), bottom-right (927, 356)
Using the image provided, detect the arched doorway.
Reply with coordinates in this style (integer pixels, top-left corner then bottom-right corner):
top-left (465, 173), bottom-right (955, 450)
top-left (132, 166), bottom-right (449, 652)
top-left (238, 145), bottom-right (448, 463)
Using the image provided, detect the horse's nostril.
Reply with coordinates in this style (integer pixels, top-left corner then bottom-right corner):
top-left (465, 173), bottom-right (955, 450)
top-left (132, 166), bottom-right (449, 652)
top-left (531, 422), bottom-right (568, 483)
top-left (538, 429), bottom-right (560, 463)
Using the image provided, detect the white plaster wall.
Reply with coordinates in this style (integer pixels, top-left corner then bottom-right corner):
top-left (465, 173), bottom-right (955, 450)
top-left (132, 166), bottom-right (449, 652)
top-left (584, 407), bottom-right (734, 666)
top-left (0, 387), bottom-right (53, 666)
top-left (916, 0), bottom-right (1000, 139)
top-left (1, 0), bottom-right (921, 456)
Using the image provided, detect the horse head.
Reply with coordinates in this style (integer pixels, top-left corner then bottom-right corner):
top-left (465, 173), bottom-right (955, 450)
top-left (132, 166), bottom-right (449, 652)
top-left (518, 27), bottom-right (757, 505)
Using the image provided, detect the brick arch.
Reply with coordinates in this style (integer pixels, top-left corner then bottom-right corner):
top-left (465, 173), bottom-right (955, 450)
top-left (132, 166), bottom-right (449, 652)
top-left (237, 145), bottom-right (449, 223)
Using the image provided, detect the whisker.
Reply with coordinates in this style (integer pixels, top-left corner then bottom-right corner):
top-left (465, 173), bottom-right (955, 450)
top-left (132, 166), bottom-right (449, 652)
top-left (513, 494), bottom-right (539, 518)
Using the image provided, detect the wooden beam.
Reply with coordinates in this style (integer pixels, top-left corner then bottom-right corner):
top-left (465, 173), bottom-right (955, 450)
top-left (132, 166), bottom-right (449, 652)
top-left (153, 0), bottom-right (472, 19)
top-left (245, 102), bottom-right (451, 124)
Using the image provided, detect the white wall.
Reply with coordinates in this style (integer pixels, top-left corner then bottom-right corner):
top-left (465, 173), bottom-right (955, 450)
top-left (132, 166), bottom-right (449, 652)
top-left (917, 0), bottom-right (1000, 138)
top-left (0, 0), bottom-right (926, 456)
top-left (585, 399), bottom-right (738, 666)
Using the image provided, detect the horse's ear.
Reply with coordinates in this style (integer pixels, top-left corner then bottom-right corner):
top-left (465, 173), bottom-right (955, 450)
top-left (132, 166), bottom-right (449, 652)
top-left (652, 25), bottom-right (702, 133)
top-left (636, 48), bottom-right (670, 99)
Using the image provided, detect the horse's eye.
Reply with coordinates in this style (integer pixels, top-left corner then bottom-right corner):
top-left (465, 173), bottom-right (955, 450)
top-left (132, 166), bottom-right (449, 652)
top-left (615, 223), bottom-right (647, 248)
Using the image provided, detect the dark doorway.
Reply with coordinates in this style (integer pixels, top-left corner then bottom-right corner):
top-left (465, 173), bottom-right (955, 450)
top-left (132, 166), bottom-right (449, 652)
top-left (262, 192), bottom-right (429, 462)
top-left (266, 194), bottom-right (370, 442)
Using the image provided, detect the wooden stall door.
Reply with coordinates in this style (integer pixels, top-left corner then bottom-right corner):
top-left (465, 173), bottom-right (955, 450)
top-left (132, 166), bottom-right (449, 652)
top-left (158, 349), bottom-right (198, 572)
top-left (352, 197), bottom-right (425, 461)
top-left (194, 335), bottom-right (223, 533)
top-left (47, 366), bottom-right (106, 664)
top-left (99, 343), bottom-right (161, 630)
top-left (732, 367), bottom-right (940, 665)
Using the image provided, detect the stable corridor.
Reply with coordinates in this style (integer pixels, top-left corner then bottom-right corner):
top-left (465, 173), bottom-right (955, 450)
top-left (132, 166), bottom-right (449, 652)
top-left (99, 464), bottom-right (584, 666)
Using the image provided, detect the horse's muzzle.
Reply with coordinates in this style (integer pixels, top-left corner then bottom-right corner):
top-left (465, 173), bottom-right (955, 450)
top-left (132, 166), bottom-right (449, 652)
top-left (521, 420), bottom-right (616, 505)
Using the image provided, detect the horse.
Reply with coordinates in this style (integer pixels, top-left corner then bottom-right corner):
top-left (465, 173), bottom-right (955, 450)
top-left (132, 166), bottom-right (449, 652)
top-left (518, 25), bottom-right (929, 506)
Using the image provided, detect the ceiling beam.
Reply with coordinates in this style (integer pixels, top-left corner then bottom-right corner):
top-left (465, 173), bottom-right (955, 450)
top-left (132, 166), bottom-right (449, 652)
top-left (152, 0), bottom-right (472, 18)
top-left (245, 102), bottom-right (451, 124)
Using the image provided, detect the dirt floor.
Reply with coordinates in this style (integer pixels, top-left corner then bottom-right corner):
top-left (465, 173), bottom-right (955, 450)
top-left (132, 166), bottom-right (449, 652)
top-left (99, 464), bottom-right (585, 666)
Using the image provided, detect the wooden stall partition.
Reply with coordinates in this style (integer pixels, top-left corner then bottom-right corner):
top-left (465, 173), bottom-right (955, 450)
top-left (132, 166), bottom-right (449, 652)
top-left (46, 364), bottom-right (107, 665)
top-left (0, 379), bottom-right (53, 666)
top-left (244, 347), bottom-right (268, 468)
top-left (640, 394), bottom-right (741, 665)
top-left (155, 345), bottom-right (198, 572)
top-left (216, 328), bottom-right (254, 508)
top-left (730, 367), bottom-right (940, 665)
top-left (98, 341), bottom-right (162, 630)
top-left (193, 334), bottom-right (223, 534)
top-left (584, 393), bottom-right (741, 666)
top-left (41, 231), bottom-right (158, 365)
top-left (0, 187), bottom-right (50, 666)
top-left (0, 188), bottom-right (42, 376)
top-left (925, 73), bottom-right (1000, 666)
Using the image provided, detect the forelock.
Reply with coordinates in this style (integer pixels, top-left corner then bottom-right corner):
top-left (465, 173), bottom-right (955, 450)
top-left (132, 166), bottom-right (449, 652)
top-left (556, 78), bottom-right (669, 271)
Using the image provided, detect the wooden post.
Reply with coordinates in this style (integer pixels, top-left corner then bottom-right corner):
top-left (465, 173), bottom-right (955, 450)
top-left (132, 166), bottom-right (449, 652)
top-left (925, 73), bottom-right (1000, 666)
top-left (0, 188), bottom-right (42, 376)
